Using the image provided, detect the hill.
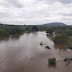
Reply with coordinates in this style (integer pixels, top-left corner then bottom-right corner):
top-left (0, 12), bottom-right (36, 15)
top-left (43, 22), bottom-right (67, 26)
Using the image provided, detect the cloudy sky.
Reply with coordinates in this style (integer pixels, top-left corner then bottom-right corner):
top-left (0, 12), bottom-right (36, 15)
top-left (0, 0), bottom-right (72, 25)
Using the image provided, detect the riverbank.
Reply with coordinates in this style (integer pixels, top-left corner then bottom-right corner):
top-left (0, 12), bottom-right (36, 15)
top-left (0, 24), bottom-right (72, 37)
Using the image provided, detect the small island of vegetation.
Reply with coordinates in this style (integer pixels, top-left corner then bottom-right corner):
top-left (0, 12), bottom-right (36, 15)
top-left (48, 58), bottom-right (56, 64)
top-left (45, 46), bottom-right (50, 49)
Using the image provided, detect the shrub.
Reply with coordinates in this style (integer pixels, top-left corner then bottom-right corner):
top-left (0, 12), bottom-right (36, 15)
top-left (32, 26), bottom-right (39, 31)
top-left (40, 42), bottom-right (43, 45)
top-left (64, 58), bottom-right (69, 62)
top-left (0, 28), bottom-right (9, 36)
top-left (70, 58), bottom-right (72, 61)
top-left (68, 45), bottom-right (72, 50)
top-left (46, 29), bottom-right (54, 34)
top-left (45, 46), bottom-right (50, 49)
top-left (64, 58), bottom-right (72, 63)
top-left (48, 58), bottom-right (56, 64)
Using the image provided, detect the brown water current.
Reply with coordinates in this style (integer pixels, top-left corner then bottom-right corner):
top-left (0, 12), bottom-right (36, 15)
top-left (0, 31), bottom-right (72, 72)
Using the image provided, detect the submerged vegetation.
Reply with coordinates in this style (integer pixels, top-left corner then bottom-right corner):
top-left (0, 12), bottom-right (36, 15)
top-left (68, 45), bottom-right (72, 50)
top-left (40, 42), bottom-right (43, 46)
top-left (64, 58), bottom-right (72, 63)
top-left (45, 46), bottom-right (50, 49)
top-left (40, 42), bottom-right (43, 45)
top-left (48, 58), bottom-right (56, 64)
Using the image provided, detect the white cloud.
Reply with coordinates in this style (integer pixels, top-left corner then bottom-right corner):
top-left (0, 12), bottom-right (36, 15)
top-left (0, 0), bottom-right (72, 25)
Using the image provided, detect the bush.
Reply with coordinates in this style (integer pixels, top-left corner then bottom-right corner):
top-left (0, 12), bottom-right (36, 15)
top-left (40, 42), bottom-right (43, 45)
top-left (6, 26), bottom-right (23, 34)
top-left (46, 29), bottom-right (54, 34)
top-left (0, 28), bottom-right (9, 36)
top-left (32, 26), bottom-right (39, 31)
top-left (64, 58), bottom-right (69, 62)
top-left (64, 58), bottom-right (72, 63)
top-left (48, 58), bottom-right (56, 64)
top-left (68, 45), bottom-right (72, 50)
top-left (45, 46), bottom-right (50, 49)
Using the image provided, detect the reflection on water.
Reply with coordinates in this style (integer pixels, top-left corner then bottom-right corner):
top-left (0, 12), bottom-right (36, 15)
top-left (0, 36), bottom-right (9, 42)
top-left (10, 33), bottom-right (23, 40)
top-left (48, 64), bottom-right (56, 68)
top-left (46, 32), bottom-right (55, 39)
top-left (0, 32), bottom-right (72, 72)
top-left (46, 34), bottom-right (53, 39)
top-left (0, 33), bottom-right (23, 42)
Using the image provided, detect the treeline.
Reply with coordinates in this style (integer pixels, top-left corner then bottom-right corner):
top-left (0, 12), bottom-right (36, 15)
top-left (0, 24), bottom-right (39, 36)
top-left (0, 24), bottom-right (24, 36)
top-left (45, 26), bottom-right (72, 36)
top-left (0, 24), bottom-right (72, 36)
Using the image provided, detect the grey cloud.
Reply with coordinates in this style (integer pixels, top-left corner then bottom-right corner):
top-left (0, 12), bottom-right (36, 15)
top-left (0, 0), bottom-right (72, 25)
top-left (39, 0), bottom-right (72, 4)
top-left (62, 13), bottom-right (72, 16)
top-left (6, 0), bottom-right (23, 8)
top-left (59, 0), bottom-right (72, 4)
top-left (0, 12), bottom-right (10, 18)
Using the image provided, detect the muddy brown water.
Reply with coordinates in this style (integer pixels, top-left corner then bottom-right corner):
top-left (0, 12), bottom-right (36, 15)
top-left (0, 31), bottom-right (72, 72)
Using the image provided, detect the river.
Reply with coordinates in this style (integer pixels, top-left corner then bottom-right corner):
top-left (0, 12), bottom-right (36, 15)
top-left (0, 31), bottom-right (72, 72)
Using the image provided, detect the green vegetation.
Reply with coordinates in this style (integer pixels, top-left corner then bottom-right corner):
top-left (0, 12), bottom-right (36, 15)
top-left (40, 42), bottom-right (43, 45)
top-left (48, 58), bottom-right (56, 64)
top-left (46, 28), bottom-right (54, 34)
top-left (0, 25), bottom-right (24, 36)
top-left (32, 26), bottom-right (39, 31)
top-left (0, 24), bottom-right (72, 37)
top-left (64, 58), bottom-right (72, 63)
top-left (54, 34), bottom-right (68, 39)
top-left (0, 24), bottom-right (40, 36)
top-left (53, 34), bottom-right (68, 44)
top-left (0, 24), bottom-right (72, 66)
top-left (68, 45), bottom-right (72, 50)
top-left (0, 28), bottom-right (9, 36)
top-left (45, 46), bottom-right (50, 49)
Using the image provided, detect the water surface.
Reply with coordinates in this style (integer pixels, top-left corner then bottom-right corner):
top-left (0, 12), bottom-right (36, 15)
top-left (0, 32), bottom-right (72, 72)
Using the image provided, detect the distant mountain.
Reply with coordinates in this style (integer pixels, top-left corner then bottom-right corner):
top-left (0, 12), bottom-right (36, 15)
top-left (43, 22), bottom-right (67, 26)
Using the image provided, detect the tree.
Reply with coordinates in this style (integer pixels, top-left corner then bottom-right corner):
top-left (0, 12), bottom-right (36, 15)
top-left (0, 28), bottom-right (9, 36)
top-left (46, 28), bottom-right (54, 34)
top-left (32, 26), bottom-right (39, 31)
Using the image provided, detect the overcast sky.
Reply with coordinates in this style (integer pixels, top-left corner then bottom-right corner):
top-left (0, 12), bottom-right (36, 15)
top-left (0, 0), bottom-right (72, 25)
